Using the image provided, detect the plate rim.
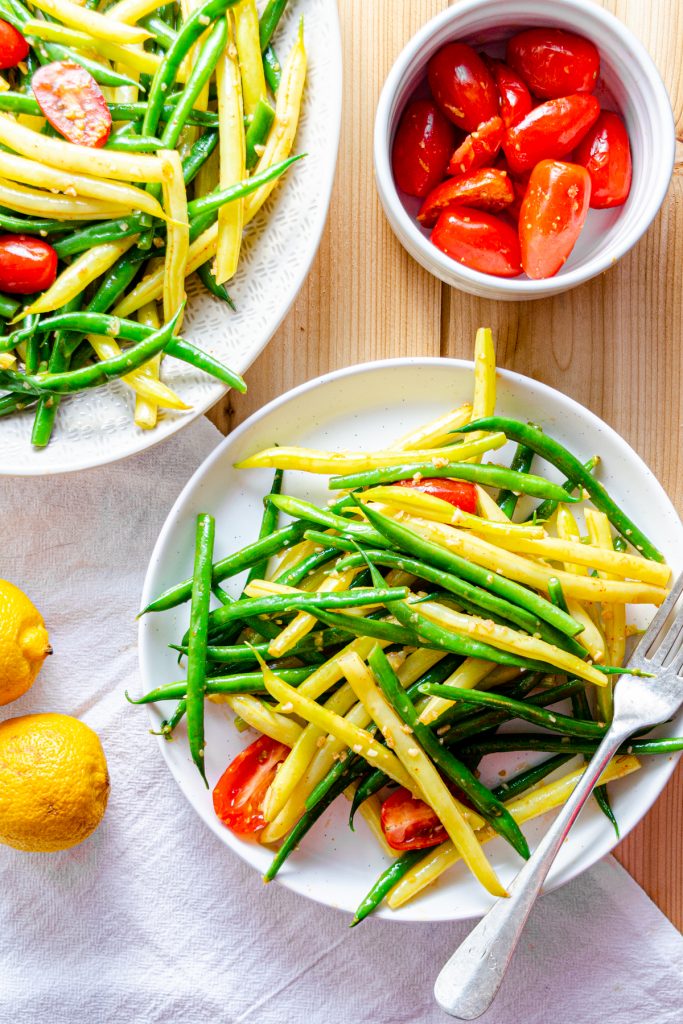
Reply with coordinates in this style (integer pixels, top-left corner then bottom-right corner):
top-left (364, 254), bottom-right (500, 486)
top-left (139, 355), bottom-right (683, 921)
top-left (1, 3), bottom-right (343, 478)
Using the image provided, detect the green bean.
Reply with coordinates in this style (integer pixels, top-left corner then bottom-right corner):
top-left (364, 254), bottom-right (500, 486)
top-left (186, 513), bottom-right (215, 785)
top-left (273, 546), bottom-right (338, 588)
top-left (196, 261), bottom-right (236, 310)
top-left (182, 131), bottom-right (219, 186)
top-left (53, 217), bottom-right (143, 259)
top-left (143, 0), bottom-right (239, 139)
top-left (187, 154), bottom-right (304, 218)
top-left (259, 0), bottom-right (289, 50)
top-left (497, 440), bottom-right (535, 518)
top-left (18, 312), bottom-right (246, 394)
top-left (31, 295), bottom-right (82, 448)
top-left (150, 699), bottom-right (187, 739)
top-left (268, 494), bottom-right (387, 546)
top-left (369, 646), bottom-right (530, 858)
top-left (459, 733), bottom-right (683, 757)
top-left (37, 41), bottom-right (142, 90)
top-left (0, 92), bottom-right (43, 115)
top-left (2, 306), bottom-right (183, 396)
top-left (302, 606), bottom-right (429, 650)
top-left (547, 577), bottom-right (569, 615)
top-left (141, 13), bottom-right (178, 48)
top-left (571, 689), bottom-right (619, 837)
top-left (161, 18), bottom-right (228, 153)
top-left (109, 102), bottom-right (219, 127)
top-left (264, 758), bottom-right (367, 882)
top-left (127, 667), bottom-right (316, 704)
top-left (331, 548), bottom-right (586, 656)
top-left (329, 462), bottom-right (577, 504)
top-left (351, 750), bottom-right (571, 925)
top-left (104, 136), bottom-right (164, 152)
top-left (245, 97), bottom-right (275, 170)
top-left (361, 552), bottom-right (559, 671)
top-left (170, 628), bottom-right (348, 666)
top-left (0, 210), bottom-right (77, 238)
top-left (206, 586), bottom-right (409, 632)
top-left (526, 456), bottom-right (600, 523)
top-left (462, 418), bottom-right (662, 561)
top-left (0, 293), bottom-right (20, 322)
top-left (305, 750), bottom-right (358, 811)
top-left (438, 677), bottom-right (584, 743)
top-left (421, 683), bottom-right (606, 739)
top-left (22, 312), bottom-right (41, 375)
top-left (263, 44), bottom-right (281, 92)
top-left (357, 499), bottom-right (583, 638)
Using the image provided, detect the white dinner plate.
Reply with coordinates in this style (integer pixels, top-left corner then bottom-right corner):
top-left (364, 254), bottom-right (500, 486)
top-left (138, 358), bottom-right (683, 921)
top-left (1, 0), bottom-right (341, 476)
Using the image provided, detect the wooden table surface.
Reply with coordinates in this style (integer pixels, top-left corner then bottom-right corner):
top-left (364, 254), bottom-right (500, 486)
top-left (209, 0), bottom-right (683, 928)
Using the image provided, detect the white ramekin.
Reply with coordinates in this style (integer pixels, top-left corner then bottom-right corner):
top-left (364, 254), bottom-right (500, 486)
top-left (374, 0), bottom-right (675, 300)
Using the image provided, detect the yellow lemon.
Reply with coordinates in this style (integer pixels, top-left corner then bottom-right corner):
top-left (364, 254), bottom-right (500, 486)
top-left (0, 580), bottom-right (51, 706)
top-left (0, 713), bottom-right (110, 852)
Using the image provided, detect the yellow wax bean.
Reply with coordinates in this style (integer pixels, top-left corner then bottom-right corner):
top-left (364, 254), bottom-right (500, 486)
top-left (389, 403), bottom-right (473, 452)
top-left (214, 13), bottom-right (245, 283)
top-left (20, 238), bottom-right (136, 319)
top-left (159, 150), bottom-right (189, 327)
top-left (28, 0), bottom-right (150, 43)
top-left (233, 0), bottom-right (267, 118)
top-left (0, 178), bottom-right (130, 219)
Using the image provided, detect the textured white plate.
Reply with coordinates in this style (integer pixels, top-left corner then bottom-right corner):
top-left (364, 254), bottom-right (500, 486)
top-left (0, 0), bottom-right (341, 476)
top-left (139, 358), bottom-right (683, 921)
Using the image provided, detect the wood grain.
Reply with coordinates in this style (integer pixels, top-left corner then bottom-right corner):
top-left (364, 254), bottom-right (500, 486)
top-left (208, 0), bottom-right (683, 928)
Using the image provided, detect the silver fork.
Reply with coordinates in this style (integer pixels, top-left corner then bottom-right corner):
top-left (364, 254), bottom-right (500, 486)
top-left (434, 571), bottom-right (683, 1020)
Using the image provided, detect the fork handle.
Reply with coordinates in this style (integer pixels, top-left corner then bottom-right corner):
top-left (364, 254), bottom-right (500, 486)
top-left (434, 724), bottom-right (633, 1020)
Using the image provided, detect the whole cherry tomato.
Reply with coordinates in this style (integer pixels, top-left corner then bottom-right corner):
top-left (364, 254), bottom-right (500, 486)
top-left (0, 18), bottom-right (29, 68)
top-left (394, 477), bottom-right (478, 513)
top-left (519, 159), bottom-right (591, 279)
top-left (506, 28), bottom-right (600, 99)
top-left (502, 93), bottom-right (600, 174)
top-left (447, 115), bottom-right (504, 175)
top-left (573, 110), bottom-right (632, 209)
top-left (32, 61), bottom-right (112, 147)
top-left (391, 99), bottom-right (456, 197)
top-left (427, 42), bottom-right (498, 132)
top-left (487, 59), bottom-right (532, 129)
top-left (418, 168), bottom-right (514, 227)
top-left (431, 207), bottom-right (522, 278)
top-left (0, 235), bottom-right (57, 294)
top-left (380, 787), bottom-right (446, 851)
top-left (213, 735), bottom-right (290, 835)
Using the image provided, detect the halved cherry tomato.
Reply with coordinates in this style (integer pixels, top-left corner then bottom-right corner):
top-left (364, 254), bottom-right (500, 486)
top-left (391, 99), bottom-right (456, 197)
top-left (32, 61), bottom-right (112, 148)
top-left (487, 59), bottom-right (532, 129)
top-left (213, 735), bottom-right (290, 835)
top-left (394, 477), bottom-right (478, 513)
top-left (446, 115), bottom-right (504, 175)
top-left (573, 110), bottom-right (632, 209)
top-left (0, 18), bottom-right (29, 69)
top-left (506, 28), bottom-right (600, 99)
top-left (427, 42), bottom-right (498, 132)
top-left (0, 235), bottom-right (57, 294)
top-left (519, 159), bottom-right (591, 279)
top-left (431, 206), bottom-right (522, 278)
top-left (380, 787), bottom-right (446, 851)
top-left (418, 168), bottom-right (514, 227)
top-left (502, 93), bottom-right (600, 174)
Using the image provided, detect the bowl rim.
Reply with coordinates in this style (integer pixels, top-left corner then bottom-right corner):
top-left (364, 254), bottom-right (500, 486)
top-left (374, 0), bottom-right (675, 298)
top-left (138, 355), bottom-right (683, 921)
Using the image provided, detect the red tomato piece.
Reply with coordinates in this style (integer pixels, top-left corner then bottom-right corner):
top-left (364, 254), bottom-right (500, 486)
top-left (506, 28), bottom-right (600, 99)
top-left (0, 18), bottom-right (29, 69)
top-left (487, 59), bottom-right (532, 129)
top-left (418, 168), bottom-right (514, 227)
top-left (394, 477), bottom-right (478, 514)
top-left (431, 206), bottom-right (522, 278)
top-left (380, 787), bottom-right (446, 851)
top-left (573, 110), bottom-right (632, 209)
top-left (32, 61), bottom-right (112, 148)
top-left (502, 93), bottom-right (600, 174)
top-left (446, 115), bottom-right (504, 175)
top-left (0, 235), bottom-right (57, 294)
top-left (427, 42), bottom-right (498, 132)
top-left (391, 99), bottom-right (456, 197)
top-left (213, 735), bottom-right (290, 835)
top-left (519, 159), bottom-right (591, 279)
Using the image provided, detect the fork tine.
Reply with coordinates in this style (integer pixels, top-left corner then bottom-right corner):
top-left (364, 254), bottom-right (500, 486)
top-left (631, 571), bottom-right (683, 664)
top-left (650, 608), bottom-right (683, 665)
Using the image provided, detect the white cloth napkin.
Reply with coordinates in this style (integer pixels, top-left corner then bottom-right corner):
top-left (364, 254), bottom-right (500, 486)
top-left (1, 418), bottom-right (682, 1024)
